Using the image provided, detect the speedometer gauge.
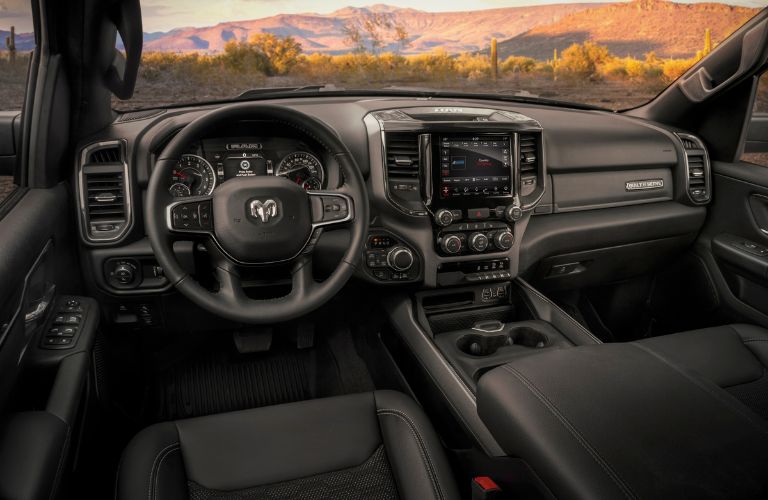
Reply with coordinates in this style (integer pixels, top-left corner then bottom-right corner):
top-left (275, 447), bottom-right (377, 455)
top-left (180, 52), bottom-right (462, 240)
top-left (169, 154), bottom-right (217, 197)
top-left (276, 152), bottom-right (324, 190)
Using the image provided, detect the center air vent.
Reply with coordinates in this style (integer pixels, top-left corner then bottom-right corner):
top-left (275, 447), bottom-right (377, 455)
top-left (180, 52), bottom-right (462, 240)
top-left (78, 141), bottom-right (132, 243)
top-left (518, 133), bottom-right (540, 197)
top-left (676, 133), bottom-right (711, 204)
top-left (383, 132), bottom-right (424, 214)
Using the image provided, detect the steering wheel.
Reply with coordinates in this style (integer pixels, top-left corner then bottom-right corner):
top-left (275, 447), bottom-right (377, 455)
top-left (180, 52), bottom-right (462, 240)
top-left (145, 104), bottom-right (369, 324)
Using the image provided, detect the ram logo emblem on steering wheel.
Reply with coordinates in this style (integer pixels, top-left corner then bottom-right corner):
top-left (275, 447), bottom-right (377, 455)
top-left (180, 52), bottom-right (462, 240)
top-left (249, 199), bottom-right (278, 223)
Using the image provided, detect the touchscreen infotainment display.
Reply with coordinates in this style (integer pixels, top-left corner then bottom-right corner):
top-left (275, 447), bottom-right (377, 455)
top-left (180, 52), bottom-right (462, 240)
top-left (438, 135), bottom-right (512, 199)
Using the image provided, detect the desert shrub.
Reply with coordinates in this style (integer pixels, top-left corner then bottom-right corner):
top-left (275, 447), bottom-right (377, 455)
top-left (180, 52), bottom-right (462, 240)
top-left (407, 51), bottom-right (456, 81)
top-left (557, 42), bottom-right (611, 80)
top-left (222, 34), bottom-right (301, 75)
top-left (222, 40), bottom-right (273, 75)
top-left (600, 58), bottom-right (629, 78)
top-left (250, 33), bottom-right (302, 75)
top-left (501, 56), bottom-right (536, 74)
top-left (455, 53), bottom-right (490, 79)
top-left (662, 57), bottom-right (697, 83)
top-left (624, 58), bottom-right (663, 81)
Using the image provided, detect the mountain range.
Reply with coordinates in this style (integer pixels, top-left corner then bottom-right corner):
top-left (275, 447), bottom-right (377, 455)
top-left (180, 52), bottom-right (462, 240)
top-left (1, 1), bottom-right (762, 59)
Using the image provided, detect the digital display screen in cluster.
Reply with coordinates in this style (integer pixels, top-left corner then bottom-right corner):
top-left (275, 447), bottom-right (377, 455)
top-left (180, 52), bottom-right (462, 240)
top-left (438, 135), bottom-right (512, 199)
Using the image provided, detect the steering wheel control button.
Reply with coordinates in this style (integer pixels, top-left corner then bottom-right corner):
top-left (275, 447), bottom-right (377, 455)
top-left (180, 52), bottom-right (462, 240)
top-left (171, 200), bottom-right (213, 231)
top-left (321, 196), bottom-right (349, 222)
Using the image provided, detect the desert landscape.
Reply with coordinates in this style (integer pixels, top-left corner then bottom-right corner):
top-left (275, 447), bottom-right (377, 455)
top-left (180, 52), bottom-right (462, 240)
top-left (0, 0), bottom-right (764, 112)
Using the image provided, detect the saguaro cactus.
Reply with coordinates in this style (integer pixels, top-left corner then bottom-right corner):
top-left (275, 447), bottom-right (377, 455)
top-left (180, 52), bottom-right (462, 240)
top-left (5, 26), bottom-right (16, 63)
top-left (490, 38), bottom-right (498, 81)
top-left (704, 28), bottom-right (712, 55)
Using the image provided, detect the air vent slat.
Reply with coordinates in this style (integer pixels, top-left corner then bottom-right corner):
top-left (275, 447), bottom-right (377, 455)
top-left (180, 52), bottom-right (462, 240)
top-left (518, 134), bottom-right (539, 174)
top-left (80, 141), bottom-right (130, 242)
top-left (678, 134), bottom-right (710, 204)
top-left (384, 132), bottom-right (420, 180)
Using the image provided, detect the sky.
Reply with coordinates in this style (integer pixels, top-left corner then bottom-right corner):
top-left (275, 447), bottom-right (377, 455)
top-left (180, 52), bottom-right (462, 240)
top-left (1, 0), bottom-right (766, 33)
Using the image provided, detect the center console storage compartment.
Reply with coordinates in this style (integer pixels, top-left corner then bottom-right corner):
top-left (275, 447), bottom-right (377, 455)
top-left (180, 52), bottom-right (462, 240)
top-left (415, 282), bottom-right (575, 389)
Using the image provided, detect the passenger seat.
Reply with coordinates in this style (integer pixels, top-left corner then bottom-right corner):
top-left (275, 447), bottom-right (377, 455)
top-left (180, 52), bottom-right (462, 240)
top-left (636, 324), bottom-right (768, 419)
top-left (116, 391), bottom-right (459, 500)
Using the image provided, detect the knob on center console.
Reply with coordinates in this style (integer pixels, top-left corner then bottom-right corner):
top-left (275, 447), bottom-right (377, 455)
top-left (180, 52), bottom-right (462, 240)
top-left (434, 208), bottom-right (455, 227)
top-left (494, 230), bottom-right (514, 250)
top-left (440, 234), bottom-right (462, 255)
top-left (505, 204), bottom-right (523, 222)
top-left (387, 246), bottom-right (415, 271)
top-left (468, 232), bottom-right (489, 252)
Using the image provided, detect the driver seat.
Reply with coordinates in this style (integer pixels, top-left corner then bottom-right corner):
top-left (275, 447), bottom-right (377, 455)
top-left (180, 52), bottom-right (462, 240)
top-left (116, 391), bottom-right (460, 500)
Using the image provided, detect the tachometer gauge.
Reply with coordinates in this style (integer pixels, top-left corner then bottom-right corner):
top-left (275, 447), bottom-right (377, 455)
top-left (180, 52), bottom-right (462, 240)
top-left (276, 152), bottom-right (324, 190)
top-left (169, 182), bottom-right (191, 197)
top-left (301, 177), bottom-right (322, 191)
top-left (169, 154), bottom-right (217, 197)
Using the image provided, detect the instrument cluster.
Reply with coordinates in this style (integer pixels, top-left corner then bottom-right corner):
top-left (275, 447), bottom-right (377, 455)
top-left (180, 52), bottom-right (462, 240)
top-left (168, 137), bottom-right (326, 197)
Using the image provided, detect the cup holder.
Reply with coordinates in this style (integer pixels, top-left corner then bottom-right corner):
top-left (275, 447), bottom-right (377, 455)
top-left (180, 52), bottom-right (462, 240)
top-left (457, 326), bottom-right (548, 357)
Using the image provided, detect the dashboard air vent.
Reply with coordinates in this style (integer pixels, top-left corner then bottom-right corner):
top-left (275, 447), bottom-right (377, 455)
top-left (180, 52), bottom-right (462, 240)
top-left (383, 132), bottom-right (424, 214)
top-left (519, 134), bottom-right (538, 174)
top-left (79, 141), bottom-right (132, 243)
top-left (116, 108), bottom-right (166, 123)
top-left (88, 145), bottom-right (121, 164)
top-left (385, 133), bottom-right (420, 179)
top-left (677, 133), bottom-right (711, 204)
top-left (518, 133), bottom-right (541, 197)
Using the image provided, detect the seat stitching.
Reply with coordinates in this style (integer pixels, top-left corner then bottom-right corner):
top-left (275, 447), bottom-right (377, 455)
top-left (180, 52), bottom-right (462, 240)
top-left (742, 339), bottom-right (768, 343)
top-left (153, 446), bottom-right (181, 500)
top-left (501, 365), bottom-right (638, 500)
top-left (148, 443), bottom-right (180, 500)
top-left (377, 409), bottom-right (444, 500)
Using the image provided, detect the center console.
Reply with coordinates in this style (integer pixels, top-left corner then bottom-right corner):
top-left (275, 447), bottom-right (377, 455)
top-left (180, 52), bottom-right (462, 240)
top-left (363, 106), bottom-right (545, 288)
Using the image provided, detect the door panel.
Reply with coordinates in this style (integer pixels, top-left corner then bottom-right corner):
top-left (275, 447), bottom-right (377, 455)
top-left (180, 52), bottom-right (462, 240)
top-left (698, 161), bottom-right (768, 325)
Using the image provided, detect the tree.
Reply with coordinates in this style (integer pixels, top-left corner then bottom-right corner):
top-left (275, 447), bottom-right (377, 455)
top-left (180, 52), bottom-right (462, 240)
top-left (558, 42), bottom-right (610, 79)
top-left (249, 33), bottom-right (302, 75)
top-left (394, 24), bottom-right (410, 53)
top-left (343, 24), bottom-right (366, 53)
top-left (222, 33), bottom-right (302, 76)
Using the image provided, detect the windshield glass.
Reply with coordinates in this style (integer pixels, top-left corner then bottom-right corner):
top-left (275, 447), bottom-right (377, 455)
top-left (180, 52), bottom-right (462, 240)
top-left (112, 0), bottom-right (763, 110)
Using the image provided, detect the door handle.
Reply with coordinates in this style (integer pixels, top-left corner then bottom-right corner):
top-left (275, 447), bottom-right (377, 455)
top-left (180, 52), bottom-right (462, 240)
top-left (748, 194), bottom-right (768, 236)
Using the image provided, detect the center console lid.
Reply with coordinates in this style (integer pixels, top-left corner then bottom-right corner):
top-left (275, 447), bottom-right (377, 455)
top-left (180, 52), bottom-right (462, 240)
top-left (477, 343), bottom-right (768, 499)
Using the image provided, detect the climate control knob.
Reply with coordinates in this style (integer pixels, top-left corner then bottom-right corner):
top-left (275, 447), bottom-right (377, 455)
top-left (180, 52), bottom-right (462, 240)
top-left (505, 204), bottom-right (523, 222)
top-left (468, 232), bottom-right (489, 253)
top-left (493, 230), bottom-right (514, 250)
top-left (434, 209), bottom-right (454, 227)
top-left (440, 234), bottom-right (462, 255)
top-left (387, 246), bottom-right (415, 271)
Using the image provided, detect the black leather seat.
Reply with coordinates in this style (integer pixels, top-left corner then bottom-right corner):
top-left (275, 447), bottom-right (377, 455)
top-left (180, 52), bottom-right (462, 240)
top-left (116, 391), bottom-right (459, 500)
top-left (637, 323), bottom-right (768, 419)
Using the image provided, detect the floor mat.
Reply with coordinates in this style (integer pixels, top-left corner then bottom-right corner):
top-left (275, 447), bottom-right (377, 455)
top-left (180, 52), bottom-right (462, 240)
top-left (154, 348), bottom-right (315, 421)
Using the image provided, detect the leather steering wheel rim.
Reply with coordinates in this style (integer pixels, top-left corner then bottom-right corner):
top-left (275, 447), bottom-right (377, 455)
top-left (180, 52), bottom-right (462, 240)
top-left (145, 103), bottom-right (369, 324)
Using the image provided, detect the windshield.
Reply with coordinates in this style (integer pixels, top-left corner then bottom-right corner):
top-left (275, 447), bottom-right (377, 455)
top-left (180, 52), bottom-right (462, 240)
top-left (121, 1), bottom-right (763, 109)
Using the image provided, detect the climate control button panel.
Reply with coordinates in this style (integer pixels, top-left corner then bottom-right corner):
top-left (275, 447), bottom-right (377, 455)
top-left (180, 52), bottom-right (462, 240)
top-left (364, 231), bottom-right (420, 282)
top-left (436, 221), bottom-right (514, 256)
